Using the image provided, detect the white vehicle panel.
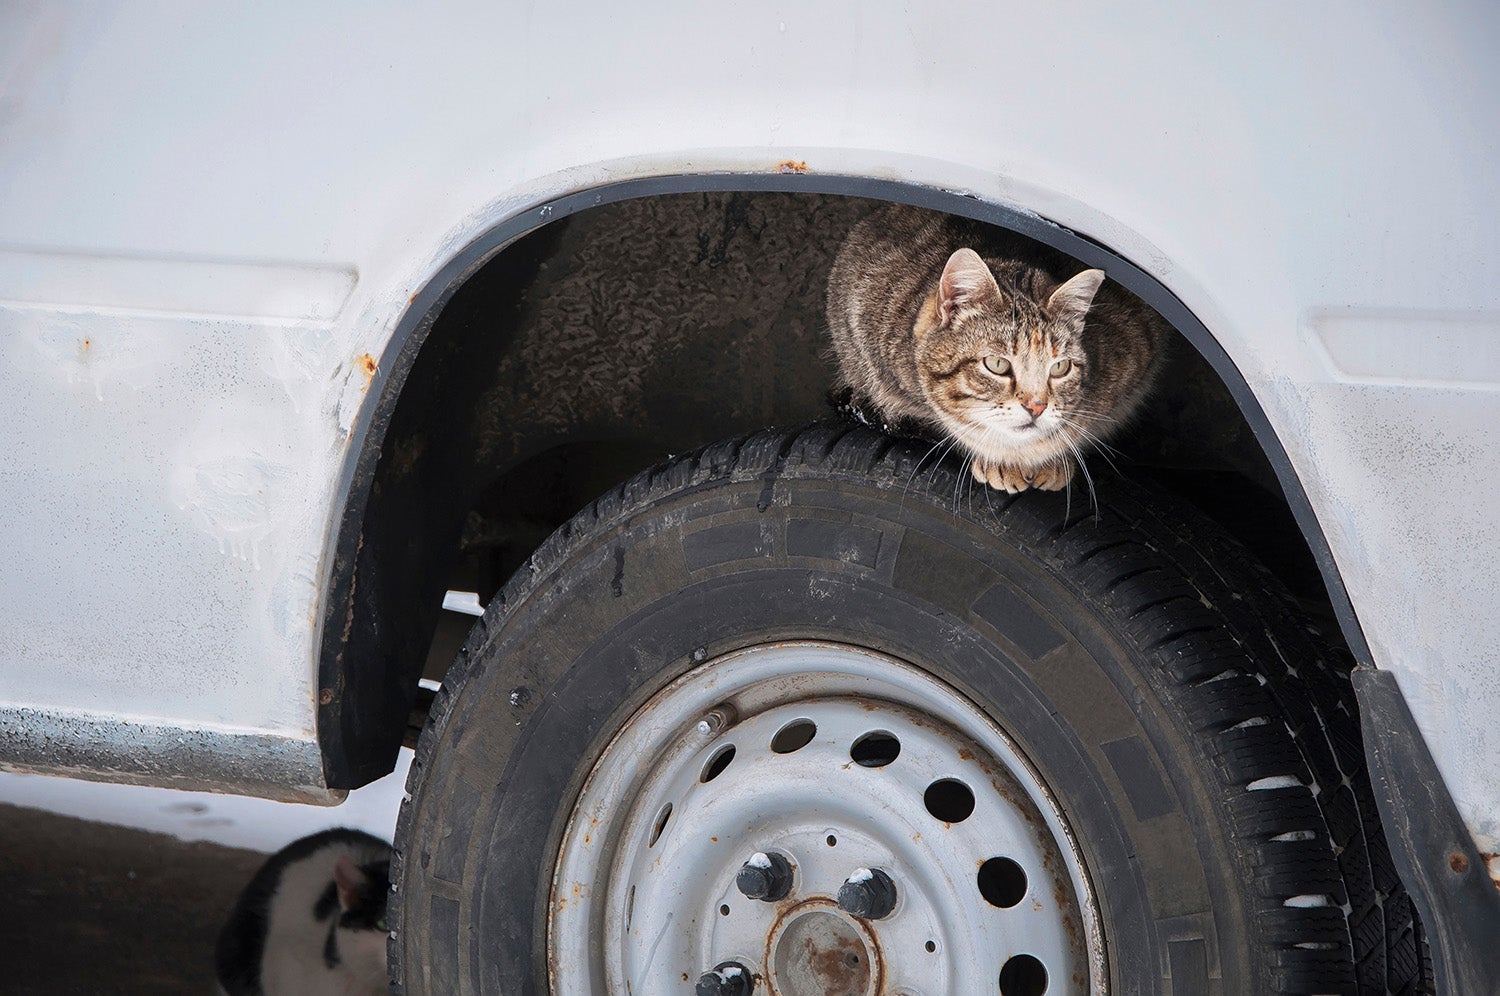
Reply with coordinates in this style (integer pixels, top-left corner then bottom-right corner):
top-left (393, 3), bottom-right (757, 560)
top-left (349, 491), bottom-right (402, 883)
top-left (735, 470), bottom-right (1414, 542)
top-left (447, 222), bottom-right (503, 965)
top-left (0, 3), bottom-right (1495, 842)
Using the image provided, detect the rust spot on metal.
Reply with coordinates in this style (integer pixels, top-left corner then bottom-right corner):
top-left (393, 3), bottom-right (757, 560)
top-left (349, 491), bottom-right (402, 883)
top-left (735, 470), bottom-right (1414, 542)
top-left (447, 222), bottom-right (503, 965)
top-left (710, 836), bottom-right (719, 842)
top-left (1449, 851), bottom-right (1470, 874)
top-left (1039, 845), bottom-right (1083, 956)
top-left (807, 939), bottom-right (867, 991)
top-left (318, 687), bottom-right (335, 706)
top-left (957, 747), bottom-right (974, 761)
top-left (989, 775), bottom-right (1043, 827)
top-left (357, 352), bottom-right (378, 388)
top-left (761, 898), bottom-right (883, 996)
top-left (775, 159), bottom-right (809, 174)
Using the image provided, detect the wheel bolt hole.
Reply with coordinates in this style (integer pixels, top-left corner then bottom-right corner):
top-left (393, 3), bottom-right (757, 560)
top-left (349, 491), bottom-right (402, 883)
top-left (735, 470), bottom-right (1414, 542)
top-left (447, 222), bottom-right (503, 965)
top-left (999, 954), bottom-right (1048, 995)
top-left (850, 731), bottom-right (901, 767)
top-left (701, 744), bottom-right (736, 783)
top-left (923, 778), bottom-right (975, 823)
top-left (925, 940), bottom-right (937, 953)
top-left (826, 834), bottom-right (837, 847)
top-left (648, 802), bottom-right (672, 847)
top-left (719, 904), bottom-right (730, 916)
top-left (771, 718), bottom-right (817, 754)
top-left (978, 856), bottom-right (1028, 908)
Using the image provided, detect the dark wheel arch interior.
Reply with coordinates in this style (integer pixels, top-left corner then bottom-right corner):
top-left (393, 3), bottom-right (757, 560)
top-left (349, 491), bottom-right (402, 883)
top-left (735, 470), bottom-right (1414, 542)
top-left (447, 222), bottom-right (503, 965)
top-left (313, 173), bottom-right (1371, 792)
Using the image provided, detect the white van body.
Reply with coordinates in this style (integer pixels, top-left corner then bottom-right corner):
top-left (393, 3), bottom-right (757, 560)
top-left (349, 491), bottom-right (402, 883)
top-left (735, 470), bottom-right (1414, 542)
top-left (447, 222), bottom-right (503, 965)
top-left (1, 0), bottom-right (1494, 897)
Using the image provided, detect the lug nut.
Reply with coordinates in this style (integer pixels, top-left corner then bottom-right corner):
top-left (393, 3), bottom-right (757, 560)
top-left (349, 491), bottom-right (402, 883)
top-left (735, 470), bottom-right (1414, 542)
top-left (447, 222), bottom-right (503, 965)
top-left (696, 704), bottom-right (737, 737)
top-left (696, 961), bottom-right (754, 996)
top-left (735, 851), bottom-right (793, 902)
top-left (837, 867), bottom-right (898, 920)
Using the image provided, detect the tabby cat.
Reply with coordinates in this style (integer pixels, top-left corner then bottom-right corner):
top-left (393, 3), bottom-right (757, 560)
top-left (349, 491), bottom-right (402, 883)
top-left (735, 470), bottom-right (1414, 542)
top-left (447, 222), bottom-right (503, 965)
top-left (827, 204), bottom-right (1167, 492)
top-left (215, 828), bottom-right (391, 996)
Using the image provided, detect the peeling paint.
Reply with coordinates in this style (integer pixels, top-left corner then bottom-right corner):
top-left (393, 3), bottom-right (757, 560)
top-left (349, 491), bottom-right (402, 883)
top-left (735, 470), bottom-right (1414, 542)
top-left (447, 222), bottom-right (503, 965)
top-left (264, 328), bottom-right (338, 413)
top-left (336, 360), bottom-right (371, 436)
top-left (173, 445), bottom-right (283, 569)
top-left (1481, 852), bottom-right (1500, 887)
top-left (19, 319), bottom-right (161, 399)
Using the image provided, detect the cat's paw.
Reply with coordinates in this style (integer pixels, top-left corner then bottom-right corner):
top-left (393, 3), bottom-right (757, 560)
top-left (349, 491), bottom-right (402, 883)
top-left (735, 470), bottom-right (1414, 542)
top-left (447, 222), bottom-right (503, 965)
top-left (1029, 457), bottom-right (1075, 492)
top-left (970, 456), bottom-right (1029, 493)
top-left (970, 455), bottom-right (1074, 493)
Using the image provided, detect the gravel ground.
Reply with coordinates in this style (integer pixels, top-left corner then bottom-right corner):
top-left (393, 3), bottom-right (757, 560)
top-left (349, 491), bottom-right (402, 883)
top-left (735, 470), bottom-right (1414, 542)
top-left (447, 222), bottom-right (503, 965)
top-left (0, 803), bottom-right (266, 995)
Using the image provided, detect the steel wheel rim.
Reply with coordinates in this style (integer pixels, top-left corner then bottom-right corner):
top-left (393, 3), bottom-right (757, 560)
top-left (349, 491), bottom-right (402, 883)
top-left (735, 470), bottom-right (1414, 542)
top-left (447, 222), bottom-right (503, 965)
top-left (549, 641), bottom-right (1105, 994)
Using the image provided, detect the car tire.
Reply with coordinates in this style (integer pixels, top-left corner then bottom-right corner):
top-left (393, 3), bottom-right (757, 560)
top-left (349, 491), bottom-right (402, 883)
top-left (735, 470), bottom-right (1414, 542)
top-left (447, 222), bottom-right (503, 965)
top-left (390, 423), bottom-right (1425, 995)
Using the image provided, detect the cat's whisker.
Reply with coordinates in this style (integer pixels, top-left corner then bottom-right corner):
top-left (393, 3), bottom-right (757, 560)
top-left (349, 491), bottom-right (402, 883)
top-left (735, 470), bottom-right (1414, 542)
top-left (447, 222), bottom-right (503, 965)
top-left (902, 439), bottom-right (945, 494)
top-left (1061, 408), bottom-right (1124, 434)
top-left (1063, 436), bottom-right (1100, 519)
top-left (1060, 419), bottom-right (1119, 461)
top-left (1062, 458), bottom-right (1073, 522)
top-left (1076, 428), bottom-right (1126, 474)
top-left (918, 431), bottom-right (968, 504)
top-left (1057, 416), bottom-right (1125, 478)
top-left (1061, 411), bottom-right (1126, 448)
top-left (1085, 433), bottom-right (1127, 462)
top-left (942, 422), bottom-right (988, 508)
top-left (901, 432), bottom-right (959, 499)
top-left (1065, 403), bottom-right (1117, 417)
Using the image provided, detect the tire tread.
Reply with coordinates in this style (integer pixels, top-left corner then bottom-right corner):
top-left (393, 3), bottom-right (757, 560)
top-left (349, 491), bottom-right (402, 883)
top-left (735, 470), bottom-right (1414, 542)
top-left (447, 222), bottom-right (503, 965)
top-left (391, 422), bottom-right (1428, 995)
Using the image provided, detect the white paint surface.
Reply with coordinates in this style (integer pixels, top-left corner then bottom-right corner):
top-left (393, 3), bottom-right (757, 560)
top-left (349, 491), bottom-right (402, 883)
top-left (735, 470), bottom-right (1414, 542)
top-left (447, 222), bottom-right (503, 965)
top-left (0, 3), bottom-right (1495, 846)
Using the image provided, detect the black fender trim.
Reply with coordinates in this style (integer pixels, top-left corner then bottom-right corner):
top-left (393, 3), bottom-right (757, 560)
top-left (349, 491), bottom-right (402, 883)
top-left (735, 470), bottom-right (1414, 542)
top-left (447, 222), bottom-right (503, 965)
top-left (1354, 667), bottom-right (1500, 993)
top-left (315, 175), bottom-right (1482, 989)
top-left (317, 173), bottom-right (1367, 777)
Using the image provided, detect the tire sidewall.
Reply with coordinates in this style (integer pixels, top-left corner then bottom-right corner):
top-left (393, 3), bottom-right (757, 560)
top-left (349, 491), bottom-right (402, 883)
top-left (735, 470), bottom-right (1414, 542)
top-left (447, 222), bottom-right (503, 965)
top-left (398, 474), bottom-right (1254, 994)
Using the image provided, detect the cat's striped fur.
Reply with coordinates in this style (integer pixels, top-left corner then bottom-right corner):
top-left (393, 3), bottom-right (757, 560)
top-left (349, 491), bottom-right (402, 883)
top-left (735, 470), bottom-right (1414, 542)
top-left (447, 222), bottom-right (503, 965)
top-left (828, 204), bottom-right (1167, 493)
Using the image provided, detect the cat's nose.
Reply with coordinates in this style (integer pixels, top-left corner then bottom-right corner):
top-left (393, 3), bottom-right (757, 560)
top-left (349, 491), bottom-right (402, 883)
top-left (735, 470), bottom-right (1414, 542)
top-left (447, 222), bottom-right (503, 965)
top-left (1021, 397), bottom-right (1048, 418)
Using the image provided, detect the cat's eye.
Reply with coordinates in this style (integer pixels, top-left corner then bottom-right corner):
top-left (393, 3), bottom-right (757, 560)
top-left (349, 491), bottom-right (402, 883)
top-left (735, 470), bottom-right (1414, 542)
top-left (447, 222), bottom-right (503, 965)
top-left (1049, 357), bottom-right (1073, 377)
top-left (982, 356), bottom-right (1012, 376)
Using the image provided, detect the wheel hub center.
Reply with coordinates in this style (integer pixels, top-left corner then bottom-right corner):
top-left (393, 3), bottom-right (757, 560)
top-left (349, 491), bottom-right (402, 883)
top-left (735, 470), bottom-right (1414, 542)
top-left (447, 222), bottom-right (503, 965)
top-left (769, 905), bottom-right (875, 996)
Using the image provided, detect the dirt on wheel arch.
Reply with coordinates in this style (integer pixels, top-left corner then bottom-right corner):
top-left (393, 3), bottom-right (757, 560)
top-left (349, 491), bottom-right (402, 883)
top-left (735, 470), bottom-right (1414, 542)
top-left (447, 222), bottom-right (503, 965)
top-left (0, 802), bottom-right (265, 995)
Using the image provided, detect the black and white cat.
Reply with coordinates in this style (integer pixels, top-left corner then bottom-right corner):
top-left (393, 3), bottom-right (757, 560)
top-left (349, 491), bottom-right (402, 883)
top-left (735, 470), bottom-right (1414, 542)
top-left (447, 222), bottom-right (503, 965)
top-left (215, 828), bottom-right (392, 996)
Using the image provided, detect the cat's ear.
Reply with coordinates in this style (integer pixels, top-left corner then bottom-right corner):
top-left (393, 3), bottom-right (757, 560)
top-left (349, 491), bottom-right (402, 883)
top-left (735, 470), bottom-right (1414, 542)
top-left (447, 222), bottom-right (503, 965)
top-left (334, 855), bottom-right (369, 911)
top-left (1047, 269), bottom-right (1107, 322)
top-left (938, 249), bottom-right (1001, 324)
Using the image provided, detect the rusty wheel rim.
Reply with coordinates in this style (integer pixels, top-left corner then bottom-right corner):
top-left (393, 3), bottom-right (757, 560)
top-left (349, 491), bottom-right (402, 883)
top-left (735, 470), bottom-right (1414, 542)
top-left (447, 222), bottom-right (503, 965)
top-left (549, 642), bottom-right (1104, 994)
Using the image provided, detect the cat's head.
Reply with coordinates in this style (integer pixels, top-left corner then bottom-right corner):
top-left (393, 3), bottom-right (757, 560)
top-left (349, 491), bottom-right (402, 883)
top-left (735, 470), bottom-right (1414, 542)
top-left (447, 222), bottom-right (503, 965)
top-left (333, 855), bottom-right (391, 976)
top-left (914, 248), bottom-right (1105, 455)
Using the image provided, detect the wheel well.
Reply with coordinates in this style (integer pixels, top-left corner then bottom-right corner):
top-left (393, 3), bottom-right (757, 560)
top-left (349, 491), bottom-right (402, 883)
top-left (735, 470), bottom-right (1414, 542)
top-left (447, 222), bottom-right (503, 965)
top-left (315, 178), bottom-right (1365, 789)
